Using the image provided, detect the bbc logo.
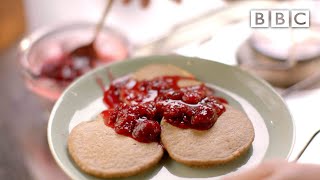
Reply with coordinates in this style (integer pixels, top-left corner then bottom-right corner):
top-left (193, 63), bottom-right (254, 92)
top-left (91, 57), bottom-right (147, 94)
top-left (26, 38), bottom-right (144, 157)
top-left (250, 9), bottom-right (310, 28)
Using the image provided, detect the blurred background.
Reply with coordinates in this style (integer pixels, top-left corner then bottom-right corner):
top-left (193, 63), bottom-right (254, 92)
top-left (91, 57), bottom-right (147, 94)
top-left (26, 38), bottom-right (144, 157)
top-left (1, 0), bottom-right (320, 179)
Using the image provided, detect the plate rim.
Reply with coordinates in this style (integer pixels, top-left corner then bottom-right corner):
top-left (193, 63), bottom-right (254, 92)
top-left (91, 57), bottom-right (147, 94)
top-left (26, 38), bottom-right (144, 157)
top-left (47, 55), bottom-right (296, 179)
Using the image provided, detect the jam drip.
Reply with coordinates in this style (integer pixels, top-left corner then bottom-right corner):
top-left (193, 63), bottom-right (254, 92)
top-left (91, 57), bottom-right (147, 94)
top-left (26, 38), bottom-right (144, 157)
top-left (101, 76), bottom-right (227, 143)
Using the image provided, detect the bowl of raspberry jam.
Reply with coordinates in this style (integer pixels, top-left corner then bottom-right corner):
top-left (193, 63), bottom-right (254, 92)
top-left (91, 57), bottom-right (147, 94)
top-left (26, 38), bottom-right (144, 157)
top-left (19, 23), bottom-right (130, 101)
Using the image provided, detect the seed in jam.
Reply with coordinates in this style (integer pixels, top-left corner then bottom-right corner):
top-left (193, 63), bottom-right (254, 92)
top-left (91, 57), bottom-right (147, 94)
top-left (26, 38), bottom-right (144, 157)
top-left (101, 76), bottom-right (227, 143)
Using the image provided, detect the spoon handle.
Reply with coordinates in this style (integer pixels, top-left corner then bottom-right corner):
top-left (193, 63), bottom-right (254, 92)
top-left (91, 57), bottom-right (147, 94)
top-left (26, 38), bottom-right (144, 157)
top-left (292, 129), bottom-right (320, 162)
top-left (93, 0), bottom-right (114, 42)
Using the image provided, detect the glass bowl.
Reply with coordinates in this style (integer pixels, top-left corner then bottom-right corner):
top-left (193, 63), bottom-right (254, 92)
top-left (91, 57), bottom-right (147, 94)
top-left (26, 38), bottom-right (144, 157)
top-left (19, 22), bottom-right (131, 101)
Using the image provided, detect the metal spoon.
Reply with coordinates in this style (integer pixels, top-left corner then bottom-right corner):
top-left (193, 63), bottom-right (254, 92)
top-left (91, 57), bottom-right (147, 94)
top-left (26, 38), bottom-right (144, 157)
top-left (68, 0), bottom-right (114, 66)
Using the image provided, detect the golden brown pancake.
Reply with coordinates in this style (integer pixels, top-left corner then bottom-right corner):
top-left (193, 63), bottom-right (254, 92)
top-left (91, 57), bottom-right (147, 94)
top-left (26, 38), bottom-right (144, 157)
top-left (68, 115), bottom-right (163, 178)
top-left (68, 64), bottom-right (255, 178)
top-left (133, 64), bottom-right (255, 167)
top-left (132, 64), bottom-right (194, 81)
top-left (161, 105), bottom-right (254, 166)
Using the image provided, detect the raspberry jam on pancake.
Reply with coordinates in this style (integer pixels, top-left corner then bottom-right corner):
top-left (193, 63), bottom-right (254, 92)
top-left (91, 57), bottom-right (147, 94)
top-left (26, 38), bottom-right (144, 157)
top-left (101, 76), bottom-right (227, 143)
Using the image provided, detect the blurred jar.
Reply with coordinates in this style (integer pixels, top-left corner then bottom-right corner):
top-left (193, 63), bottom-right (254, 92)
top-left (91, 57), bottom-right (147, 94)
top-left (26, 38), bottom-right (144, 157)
top-left (0, 0), bottom-right (26, 50)
top-left (19, 23), bottom-right (131, 101)
top-left (238, 1), bottom-right (320, 88)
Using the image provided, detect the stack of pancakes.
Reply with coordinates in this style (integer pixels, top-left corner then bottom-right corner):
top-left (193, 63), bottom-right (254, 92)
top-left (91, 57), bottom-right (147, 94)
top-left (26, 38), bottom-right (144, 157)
top-left (68, 64), bottom-right (255, 178)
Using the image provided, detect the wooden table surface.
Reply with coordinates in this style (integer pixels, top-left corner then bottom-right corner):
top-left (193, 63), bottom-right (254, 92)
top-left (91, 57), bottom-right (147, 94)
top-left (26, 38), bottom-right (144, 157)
top-left (0, 46), bottom-right (69, 180)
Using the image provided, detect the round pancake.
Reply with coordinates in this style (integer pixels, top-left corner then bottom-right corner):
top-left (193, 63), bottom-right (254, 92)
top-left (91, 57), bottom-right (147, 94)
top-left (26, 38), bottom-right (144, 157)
top-left (133, 64), bottom-right (255, 166)
top-left (132, 64), bottom-right (194, 81)
top-left (161, 105), bottom-right (255, 166)
top-left (68, 115), bottom-right (164, 178)
top-left (68, 64), bottom-right (255, 178)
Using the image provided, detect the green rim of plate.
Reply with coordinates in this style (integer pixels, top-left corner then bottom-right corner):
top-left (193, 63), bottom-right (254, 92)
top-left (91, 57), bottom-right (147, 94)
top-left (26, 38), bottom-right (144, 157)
top-left (48, 55), bottom-right (295, 180)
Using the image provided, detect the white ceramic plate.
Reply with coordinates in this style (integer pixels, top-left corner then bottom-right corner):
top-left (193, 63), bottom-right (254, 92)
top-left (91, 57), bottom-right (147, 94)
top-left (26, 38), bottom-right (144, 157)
top-left (48, 55), bottom-right (294, 179)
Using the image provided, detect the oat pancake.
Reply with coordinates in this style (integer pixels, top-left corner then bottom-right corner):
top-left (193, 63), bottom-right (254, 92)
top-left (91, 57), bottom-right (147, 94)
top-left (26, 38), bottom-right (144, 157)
top-left (161, 105), bottom-right (254, 166)
top-left (68, 115), bottom-right (163, 178)
top-left (68, 64), bottom-right (255, 178)
top-left (133, 64), bottom-right (255, 166)
top-left (132, 64), bottom-right (194, 81)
